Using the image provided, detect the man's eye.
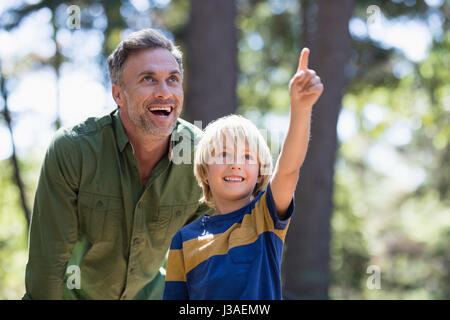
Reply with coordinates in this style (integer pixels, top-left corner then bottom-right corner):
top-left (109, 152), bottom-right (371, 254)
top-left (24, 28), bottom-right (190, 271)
top-left (143, 76), bottom-right (154, 82)
top-left (244, 154), bottom-right (253, 160)
top-left (168, 75), bottom-right (179, 82)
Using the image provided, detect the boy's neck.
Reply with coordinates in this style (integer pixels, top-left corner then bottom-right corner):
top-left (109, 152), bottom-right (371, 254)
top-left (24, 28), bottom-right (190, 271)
top-left (213, 196), bottom-right (252, 215)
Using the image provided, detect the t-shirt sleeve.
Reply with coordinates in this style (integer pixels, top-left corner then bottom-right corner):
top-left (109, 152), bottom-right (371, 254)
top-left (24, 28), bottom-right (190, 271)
top-left (252, 182), bottom-right (294, 244)
top-left (163, 231), bottom-right (189, 300)
top-left (265, 182), bottom-right (294, 230)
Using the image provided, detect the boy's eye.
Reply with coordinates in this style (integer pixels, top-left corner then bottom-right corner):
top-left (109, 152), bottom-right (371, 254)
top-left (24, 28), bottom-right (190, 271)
top-left (244, 154), bottom-right (253, 160)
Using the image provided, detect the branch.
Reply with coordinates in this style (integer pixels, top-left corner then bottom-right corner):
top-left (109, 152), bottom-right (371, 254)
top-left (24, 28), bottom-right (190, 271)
top-left (0, 67), bottom-right (31, 227)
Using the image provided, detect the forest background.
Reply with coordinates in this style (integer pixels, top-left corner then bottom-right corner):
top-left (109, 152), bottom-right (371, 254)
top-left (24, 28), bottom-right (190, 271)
top-left (0, 0), bottom-right (449, 299)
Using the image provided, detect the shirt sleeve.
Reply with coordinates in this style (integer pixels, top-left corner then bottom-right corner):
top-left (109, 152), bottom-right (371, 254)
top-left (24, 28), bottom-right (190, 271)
top-left (265, 182), bottom-right (294, 230)
top-left (163, 231), bottom-right (189, 300)
top-left (24, 129), bottom-right (80, 300)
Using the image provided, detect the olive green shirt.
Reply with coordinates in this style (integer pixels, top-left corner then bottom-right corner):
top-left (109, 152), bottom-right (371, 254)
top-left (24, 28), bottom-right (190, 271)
top-left (24, 108), bottom-right (210, 300)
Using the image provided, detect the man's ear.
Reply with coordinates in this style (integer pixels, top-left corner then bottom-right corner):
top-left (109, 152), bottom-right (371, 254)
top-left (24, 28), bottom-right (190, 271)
top-left (112, 84), bottom-right (125, 107)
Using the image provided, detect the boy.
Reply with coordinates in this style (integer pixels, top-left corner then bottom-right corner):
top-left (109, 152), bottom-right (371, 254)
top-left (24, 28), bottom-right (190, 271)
top-left (163, 48), bottom-right (323, 299)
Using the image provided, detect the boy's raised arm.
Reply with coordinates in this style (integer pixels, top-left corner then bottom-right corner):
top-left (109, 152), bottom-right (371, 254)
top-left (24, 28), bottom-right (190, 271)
top-left (270, 48), bottom-right (324, 218)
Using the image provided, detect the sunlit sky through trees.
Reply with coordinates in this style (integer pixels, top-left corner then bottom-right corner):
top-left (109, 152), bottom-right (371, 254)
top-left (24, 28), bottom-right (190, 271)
top-left (0, 0), bottom-right (445, 192)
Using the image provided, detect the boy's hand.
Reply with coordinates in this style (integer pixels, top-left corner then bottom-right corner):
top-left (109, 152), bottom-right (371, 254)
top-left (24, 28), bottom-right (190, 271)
top-left (289, 48), bottom-right (324, 110)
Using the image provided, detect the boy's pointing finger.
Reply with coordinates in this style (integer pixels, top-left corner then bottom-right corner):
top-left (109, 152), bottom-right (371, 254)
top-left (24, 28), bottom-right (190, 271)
top-left (298, 47), bottom-right (310, 71)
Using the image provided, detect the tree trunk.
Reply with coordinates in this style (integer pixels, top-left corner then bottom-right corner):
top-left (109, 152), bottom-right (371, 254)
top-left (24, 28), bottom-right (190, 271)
top-left (185, 0), bottom-right (238, 128)
top-left (0, 68), bottom-right (31, 227)
top-left (283, 0), bottom-right (355, 299)
top-left (51, 11), bottom-right (62, 130)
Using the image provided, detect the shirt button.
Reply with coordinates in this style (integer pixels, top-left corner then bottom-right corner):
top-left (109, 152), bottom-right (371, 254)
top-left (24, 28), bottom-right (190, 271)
top-left (96, 201), bottom-right (103, 208)
top-left (176, 210), bottom-right (182, 217)
top-left (133, 238), bottom-right (141, 245)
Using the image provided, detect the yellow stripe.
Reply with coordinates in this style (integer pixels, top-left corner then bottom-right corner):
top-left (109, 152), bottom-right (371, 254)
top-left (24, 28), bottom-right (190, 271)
top-left (182, 192), bottom-right (290, 274)
top-left (251, 192), bottom-right (290, 242)
top-left (165, 249), bottom-right (186, 282)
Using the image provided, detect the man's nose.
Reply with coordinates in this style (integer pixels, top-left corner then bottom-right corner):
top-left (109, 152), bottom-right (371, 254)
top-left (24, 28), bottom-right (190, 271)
top-left (155, 81), bottom-right (171, 99)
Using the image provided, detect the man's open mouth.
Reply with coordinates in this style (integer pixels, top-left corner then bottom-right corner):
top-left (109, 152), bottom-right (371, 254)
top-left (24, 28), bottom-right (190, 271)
top-left (148, 106), bottom-right (173, 117)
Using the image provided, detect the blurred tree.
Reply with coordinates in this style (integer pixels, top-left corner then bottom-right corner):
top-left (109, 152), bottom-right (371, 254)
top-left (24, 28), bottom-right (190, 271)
top-left (184, 0), bottom-right (238, 126)
top-left (0, 68), bottom-right (30, 226)
top-left (283, 0), bottom-right (355, 300)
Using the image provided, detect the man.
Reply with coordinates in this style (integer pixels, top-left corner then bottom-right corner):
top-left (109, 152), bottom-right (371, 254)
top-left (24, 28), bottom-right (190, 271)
top-left (23, 29), bottom-right (210, 299)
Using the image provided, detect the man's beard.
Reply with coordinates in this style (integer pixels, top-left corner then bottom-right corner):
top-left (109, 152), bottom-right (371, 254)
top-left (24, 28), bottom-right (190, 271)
top-left (128, 99), bottom-right (180, 138)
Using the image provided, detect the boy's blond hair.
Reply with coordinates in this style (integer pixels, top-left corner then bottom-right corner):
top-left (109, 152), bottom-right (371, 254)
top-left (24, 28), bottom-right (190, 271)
top-left (194, 114), bottom-right (273, 208)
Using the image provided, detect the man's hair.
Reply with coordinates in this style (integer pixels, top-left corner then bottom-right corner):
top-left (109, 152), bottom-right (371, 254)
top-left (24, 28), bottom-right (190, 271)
top-left (194, 115), bottom-right (273, 208)
top-left (107, 28), bottom-right (183, 85)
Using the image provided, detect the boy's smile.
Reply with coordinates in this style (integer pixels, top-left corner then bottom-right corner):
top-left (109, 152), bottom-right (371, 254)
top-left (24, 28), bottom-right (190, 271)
top-left (223, 174), bottom-right (244, 182)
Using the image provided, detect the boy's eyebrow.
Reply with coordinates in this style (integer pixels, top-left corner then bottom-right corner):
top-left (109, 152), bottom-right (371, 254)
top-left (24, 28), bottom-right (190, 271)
top-left (219, 147), bottom-right (256, 154)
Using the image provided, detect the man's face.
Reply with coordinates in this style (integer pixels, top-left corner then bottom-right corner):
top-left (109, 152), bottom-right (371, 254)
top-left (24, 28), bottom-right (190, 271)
top-left (116, 47), bottom-right (183, 138)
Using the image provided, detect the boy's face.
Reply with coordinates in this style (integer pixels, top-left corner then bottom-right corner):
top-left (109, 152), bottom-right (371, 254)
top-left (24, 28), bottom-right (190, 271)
top-left (206, 142), bottom-right (261, 206)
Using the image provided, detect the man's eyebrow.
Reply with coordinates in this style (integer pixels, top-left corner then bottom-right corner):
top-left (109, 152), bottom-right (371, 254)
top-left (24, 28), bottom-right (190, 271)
top-left (137, 70), bottom-right (155, 77)
top-left (137, 70), bottom-right (181, 77)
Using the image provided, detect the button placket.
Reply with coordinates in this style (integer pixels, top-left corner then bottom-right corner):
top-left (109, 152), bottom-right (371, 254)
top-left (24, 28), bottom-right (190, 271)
top-left (124, 200), bottom-right (145, 295)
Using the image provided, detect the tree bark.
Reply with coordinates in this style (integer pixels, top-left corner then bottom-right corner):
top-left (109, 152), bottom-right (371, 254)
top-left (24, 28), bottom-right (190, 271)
top-left (0, 69), bottom-right (31, 227)
top-left (283, 0), bottom-right (355, 299)
top-left (51, 10), bottom-right (62, 130)
top-left (185, 0), bottom-right (238, 128)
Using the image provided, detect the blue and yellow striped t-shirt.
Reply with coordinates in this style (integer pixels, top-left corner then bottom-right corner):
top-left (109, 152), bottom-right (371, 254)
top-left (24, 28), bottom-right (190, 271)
top-left (163, 183), bottom-right (294, 300)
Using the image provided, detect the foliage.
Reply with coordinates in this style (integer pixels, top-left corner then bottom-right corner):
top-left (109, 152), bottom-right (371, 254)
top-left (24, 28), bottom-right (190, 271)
top-left (0, 0), bottom-right (449, 299)
top-left (0, 160), bottom-right (29, 299)
top-left (330, 31), bottom-right (450, 299)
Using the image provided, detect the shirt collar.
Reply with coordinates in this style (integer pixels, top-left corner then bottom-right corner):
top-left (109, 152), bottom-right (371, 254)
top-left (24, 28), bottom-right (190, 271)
top-left (112, 107), bottom-right (190, 162)
top-left (112, 108), bottom-right (129, 153)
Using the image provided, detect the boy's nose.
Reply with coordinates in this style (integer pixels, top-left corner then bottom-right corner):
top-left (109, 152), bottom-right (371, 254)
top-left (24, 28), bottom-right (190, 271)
top-left (230, 162), bottom-right (242, 170)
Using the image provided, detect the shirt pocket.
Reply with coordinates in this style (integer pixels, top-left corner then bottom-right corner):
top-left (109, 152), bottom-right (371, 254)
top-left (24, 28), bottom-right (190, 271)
top-left (147, 203), bottom-right (199, 247)
top-left (78, 192), bottom-right (124, 243)
top-left (228, 227), bottom-right (261, 264)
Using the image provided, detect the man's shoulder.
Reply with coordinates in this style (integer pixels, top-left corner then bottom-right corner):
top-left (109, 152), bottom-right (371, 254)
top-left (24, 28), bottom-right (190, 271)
top-left (47, 111), bottom-right (116, 158)
top-left (65, 112), bottom-right (114, 137)
top-left (53, 111), bottom-right (114, 144)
